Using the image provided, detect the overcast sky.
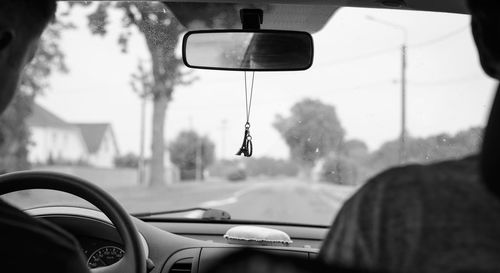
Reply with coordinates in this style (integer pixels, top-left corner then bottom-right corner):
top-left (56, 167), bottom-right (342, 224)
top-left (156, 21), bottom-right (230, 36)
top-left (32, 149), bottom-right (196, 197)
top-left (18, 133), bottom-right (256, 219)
top-left (38, 5), bottom-right (497, 160)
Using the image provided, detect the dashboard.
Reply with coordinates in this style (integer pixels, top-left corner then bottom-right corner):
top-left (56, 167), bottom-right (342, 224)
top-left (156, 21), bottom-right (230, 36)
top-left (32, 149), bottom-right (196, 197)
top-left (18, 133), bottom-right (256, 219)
top-left (26, 206), bottom-right (327, 273)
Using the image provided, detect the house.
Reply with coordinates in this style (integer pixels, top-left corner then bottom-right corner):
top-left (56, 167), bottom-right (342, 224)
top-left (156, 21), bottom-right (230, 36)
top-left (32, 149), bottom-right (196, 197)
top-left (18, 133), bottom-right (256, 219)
top-left (75, 123), bottom-right (120, 168)
top-left (27, 104), bottom-right (88, 165)
top-left (27, 104), bottom-right (120, 168)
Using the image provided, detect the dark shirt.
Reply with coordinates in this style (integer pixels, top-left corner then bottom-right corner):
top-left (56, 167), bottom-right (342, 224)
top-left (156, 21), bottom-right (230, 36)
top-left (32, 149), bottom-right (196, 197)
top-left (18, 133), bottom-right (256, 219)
top-left (320, 156), bottom-right (500, 273)
top-left (0, 199), bottom-right (89, 273)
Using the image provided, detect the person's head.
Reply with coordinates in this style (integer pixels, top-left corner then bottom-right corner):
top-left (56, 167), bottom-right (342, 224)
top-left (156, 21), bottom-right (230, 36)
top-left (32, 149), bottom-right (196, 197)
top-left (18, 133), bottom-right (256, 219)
top-left (468, 1), bottom-right (500, 80)
top-left (470, 1), bottom-right (500, 199)
top-left (0, 0), bottom-right (57, 114)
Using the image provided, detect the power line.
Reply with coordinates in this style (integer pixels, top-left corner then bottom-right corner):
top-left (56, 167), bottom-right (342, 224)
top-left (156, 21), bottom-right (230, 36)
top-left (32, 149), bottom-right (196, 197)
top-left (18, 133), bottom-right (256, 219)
top-left (314, 46), bottom-right (399, 67)
top-left (407, 73), bottom-right (485, 87)
top-left (316, 24), bottom-right (470, 67)
top-left (196, 24), bottom-right (472, 83)
top-left (409, 25), bottom-right (469, 49)
top-left (327, 74), bottom-right (483, 92)
top-left (328, 80), bottom-right (397, 92)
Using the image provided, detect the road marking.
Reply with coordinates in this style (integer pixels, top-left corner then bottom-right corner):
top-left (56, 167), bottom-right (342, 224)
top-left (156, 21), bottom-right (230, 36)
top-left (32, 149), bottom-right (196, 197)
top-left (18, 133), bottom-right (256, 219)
top-left (201, 196), bottom-right (239, 207)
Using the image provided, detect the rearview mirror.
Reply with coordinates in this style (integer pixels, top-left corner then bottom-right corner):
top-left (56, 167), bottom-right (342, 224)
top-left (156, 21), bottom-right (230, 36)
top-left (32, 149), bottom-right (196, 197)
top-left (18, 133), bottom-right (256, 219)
top-left (182, 30), bottom-right (314, 71)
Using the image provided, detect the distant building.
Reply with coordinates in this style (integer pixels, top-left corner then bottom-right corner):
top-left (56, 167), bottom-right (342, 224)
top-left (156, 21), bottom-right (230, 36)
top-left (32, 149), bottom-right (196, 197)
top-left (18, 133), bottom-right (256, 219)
top-left (75, 123), bottom-right (120, 168)
top-left (27, 104), bottom-right (120, 168)
top-left (27, 104), bottom-right (88, 165)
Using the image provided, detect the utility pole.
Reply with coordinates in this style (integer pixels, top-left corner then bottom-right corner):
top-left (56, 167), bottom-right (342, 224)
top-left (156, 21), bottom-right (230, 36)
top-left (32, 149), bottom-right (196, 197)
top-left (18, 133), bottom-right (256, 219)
top-left (138, 96), bottom-right (146, 185)
top-left (195, 139), bottom-right (202, 181)
top-left (220, 119), bottom-right (227, 159)
top-left (400, 44), bottom-right (407, 164)
top-left (367, 16), bottom-right (408, 164)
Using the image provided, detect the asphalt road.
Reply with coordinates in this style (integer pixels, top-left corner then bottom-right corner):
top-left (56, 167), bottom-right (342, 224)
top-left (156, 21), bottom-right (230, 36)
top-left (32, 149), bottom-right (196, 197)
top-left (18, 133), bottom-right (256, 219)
top-left (184, 181), bottom-right (355, 225)
top-left (3, 179), bottom-right (357, 226)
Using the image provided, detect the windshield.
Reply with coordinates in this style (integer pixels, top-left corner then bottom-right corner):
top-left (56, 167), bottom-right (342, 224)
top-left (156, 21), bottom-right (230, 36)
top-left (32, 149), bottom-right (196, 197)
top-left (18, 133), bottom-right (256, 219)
top-left (1, 2), bottom-right (493, 226)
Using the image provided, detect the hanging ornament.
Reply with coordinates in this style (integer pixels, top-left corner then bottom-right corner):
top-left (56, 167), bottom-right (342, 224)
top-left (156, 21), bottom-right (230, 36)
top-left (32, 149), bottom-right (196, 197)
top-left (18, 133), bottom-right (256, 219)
top-left (236, 72), bottom-right (255, 157)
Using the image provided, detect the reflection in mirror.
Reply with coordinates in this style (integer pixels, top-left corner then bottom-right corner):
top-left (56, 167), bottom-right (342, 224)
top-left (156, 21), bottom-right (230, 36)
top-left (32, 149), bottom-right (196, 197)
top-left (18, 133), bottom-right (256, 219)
top-left (183, 31), bottom-right (313, 71)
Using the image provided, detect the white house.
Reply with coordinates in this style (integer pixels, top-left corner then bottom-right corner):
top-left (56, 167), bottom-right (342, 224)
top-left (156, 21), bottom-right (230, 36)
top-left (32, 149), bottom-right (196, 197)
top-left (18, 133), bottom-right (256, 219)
top-left (75, 123), bottom-right (120, 168)
top-left (27, 104), bottom-right (120, 168)
top-left (27, 104), bottom-right (88, 165)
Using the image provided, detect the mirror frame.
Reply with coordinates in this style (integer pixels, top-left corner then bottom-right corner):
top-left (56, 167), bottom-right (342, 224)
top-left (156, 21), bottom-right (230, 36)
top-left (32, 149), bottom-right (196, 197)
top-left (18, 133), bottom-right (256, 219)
top-left (182, 29), bottom-right (314, 72)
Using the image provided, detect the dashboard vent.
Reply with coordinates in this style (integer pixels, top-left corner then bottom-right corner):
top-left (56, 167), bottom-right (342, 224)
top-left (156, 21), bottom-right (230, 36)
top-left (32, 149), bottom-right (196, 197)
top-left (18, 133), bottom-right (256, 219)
top-left (169, 258), bottom-right (193, 273)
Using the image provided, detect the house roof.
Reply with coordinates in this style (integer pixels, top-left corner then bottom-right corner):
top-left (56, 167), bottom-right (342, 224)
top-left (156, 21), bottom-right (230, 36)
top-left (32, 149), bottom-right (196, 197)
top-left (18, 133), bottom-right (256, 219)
top-left (27, 104), bottom-right (119, 155)
top-left (74, 123), bottom-right (113, 154)
top-left (27, 104), bottom-right (73, 129)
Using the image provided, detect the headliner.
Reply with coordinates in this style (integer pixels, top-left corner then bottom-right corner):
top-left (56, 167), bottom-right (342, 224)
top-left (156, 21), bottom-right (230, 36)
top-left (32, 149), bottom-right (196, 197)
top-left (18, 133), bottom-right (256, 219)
top-left (63, 0), bottom-right (469, 33)
top-left (165, 0), bottom-right (468, 33)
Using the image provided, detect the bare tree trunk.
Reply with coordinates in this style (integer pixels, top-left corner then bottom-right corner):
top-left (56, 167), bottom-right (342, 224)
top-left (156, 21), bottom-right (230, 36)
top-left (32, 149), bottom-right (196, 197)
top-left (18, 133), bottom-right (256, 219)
top-left (149, 94), bottom-right (168, 187)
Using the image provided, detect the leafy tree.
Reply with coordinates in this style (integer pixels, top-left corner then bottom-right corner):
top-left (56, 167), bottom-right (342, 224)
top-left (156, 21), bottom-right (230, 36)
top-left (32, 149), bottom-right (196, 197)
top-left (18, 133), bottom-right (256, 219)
top-left (169, 131), bottom-right (215, 181)
top-left (320, 156), bottom-right (359, 185)
top-left (0, 20), bottom-right (70, 173)
top-left (319, 139), bottom-right (370, 185)
top-left (367, 126), bottom-right (483, 175)
top-left (80, 2), bottom-right (264, 186)
top-left (81, 2), bottom-right (196, 187)
top-left (274, 99), bottom-right (345, 180)
top-left (340, 139), bottom-right (369, 161)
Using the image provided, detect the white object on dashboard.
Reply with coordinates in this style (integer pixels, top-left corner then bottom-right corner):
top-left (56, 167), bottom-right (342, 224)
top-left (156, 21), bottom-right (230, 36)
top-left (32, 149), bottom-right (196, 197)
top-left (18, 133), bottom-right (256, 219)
top-left (224, 225), bottom-right (293, 247)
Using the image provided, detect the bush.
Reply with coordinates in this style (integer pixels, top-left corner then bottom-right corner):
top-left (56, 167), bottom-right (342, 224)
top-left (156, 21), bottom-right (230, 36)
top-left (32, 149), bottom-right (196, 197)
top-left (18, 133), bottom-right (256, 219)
top-left (170, 131), bottom-right (215, 181)
top-left (245, 157), bottom-right (298, 177)
top-left (209, 159), bottom-right (238, 178)
top-left (227, 169), bottom-right (246, 182)
top-left (114, 153), bottom-right (140, 168)
top-left (179, 168), bottom-right (196, 181)
top-left (321, 157), bottom-right (359, 185)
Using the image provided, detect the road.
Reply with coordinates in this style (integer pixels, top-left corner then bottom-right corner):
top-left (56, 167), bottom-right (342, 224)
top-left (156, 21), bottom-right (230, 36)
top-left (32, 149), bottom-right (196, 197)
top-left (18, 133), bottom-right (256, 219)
top-left (3, 179), bottom-right (357, 226)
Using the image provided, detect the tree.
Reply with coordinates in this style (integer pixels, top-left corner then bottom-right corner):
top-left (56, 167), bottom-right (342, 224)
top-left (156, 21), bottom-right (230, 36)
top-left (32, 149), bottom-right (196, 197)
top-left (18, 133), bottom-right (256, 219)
top-left (82, 2), bottom-right (195, 187)
top-left (81, 3), bottom-right (268, 186)
top-left (169, 131), bottom-right (215, 181)
top-left (0, 19), bottom-right (70, 173)
top-left (320, 156), bottom-right (359, 185)
top-left (340, 139), bottom-right (369, 161)
top-left (114, 153), bottom-right (140, 168)
top-left (274, 99), bottom-right (345, 180)
top-left (319, 139), bottom-right (370, 185)
top-left (367, 126), bottom-right (483, 175)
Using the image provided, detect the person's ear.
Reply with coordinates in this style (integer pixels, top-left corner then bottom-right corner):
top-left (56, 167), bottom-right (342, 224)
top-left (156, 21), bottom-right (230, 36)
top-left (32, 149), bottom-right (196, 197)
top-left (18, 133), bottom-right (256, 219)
top-left (0, 30), bottom-right (14, 52)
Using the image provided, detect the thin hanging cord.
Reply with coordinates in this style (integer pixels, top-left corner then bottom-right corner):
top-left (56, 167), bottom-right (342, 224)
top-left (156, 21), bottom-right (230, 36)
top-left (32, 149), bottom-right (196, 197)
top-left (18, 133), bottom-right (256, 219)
top-left (237, 71), bottom-right (256, 157)
top-left (244, 71), bottom-right (255, 123)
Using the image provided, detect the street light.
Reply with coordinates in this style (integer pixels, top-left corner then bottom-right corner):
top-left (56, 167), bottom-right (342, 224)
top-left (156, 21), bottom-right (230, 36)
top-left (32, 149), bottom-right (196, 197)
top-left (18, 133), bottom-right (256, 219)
top-left (366, 16), bottom-right (408, 164)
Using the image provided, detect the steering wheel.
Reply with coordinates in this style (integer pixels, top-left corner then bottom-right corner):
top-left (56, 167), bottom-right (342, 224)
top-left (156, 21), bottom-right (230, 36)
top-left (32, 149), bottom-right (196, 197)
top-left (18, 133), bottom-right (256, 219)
top-left (0, 171), bottom-right (146, 273)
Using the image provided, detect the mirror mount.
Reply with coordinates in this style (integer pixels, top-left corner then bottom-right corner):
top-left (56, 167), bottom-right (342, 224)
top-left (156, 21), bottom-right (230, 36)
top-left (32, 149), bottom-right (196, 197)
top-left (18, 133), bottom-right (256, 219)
top-left (240, 9), bottom-right (263, 30)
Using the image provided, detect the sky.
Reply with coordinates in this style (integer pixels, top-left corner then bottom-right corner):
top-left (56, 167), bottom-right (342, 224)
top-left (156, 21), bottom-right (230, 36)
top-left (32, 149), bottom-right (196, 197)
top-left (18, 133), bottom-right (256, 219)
top-left (38, 4), bottom-right (497, 160)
